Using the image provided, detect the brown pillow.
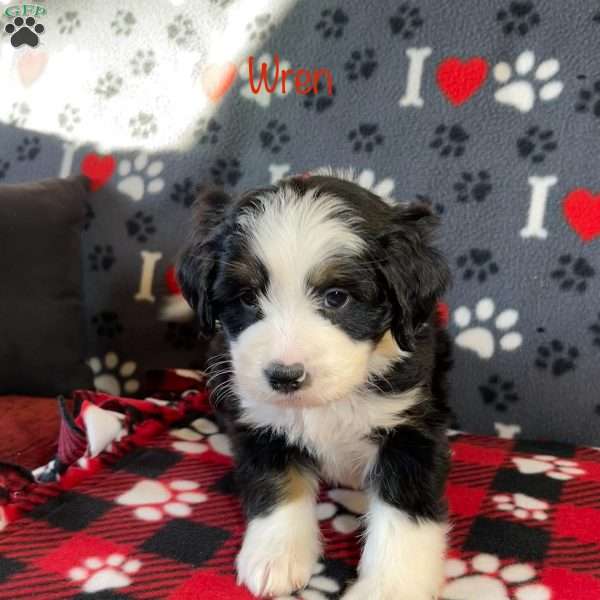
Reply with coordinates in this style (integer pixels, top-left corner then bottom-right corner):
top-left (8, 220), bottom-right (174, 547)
top-left (0, 176), bottom-right (93, 395)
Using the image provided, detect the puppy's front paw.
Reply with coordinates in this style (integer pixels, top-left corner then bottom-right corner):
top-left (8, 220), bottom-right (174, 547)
top-left (236, 519), bottom-right (321, 597)
top-left (341, 577), bottom-right (438, 600)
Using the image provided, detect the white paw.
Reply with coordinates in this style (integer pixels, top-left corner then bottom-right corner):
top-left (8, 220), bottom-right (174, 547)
top-left (512, 454), bottom-right (585, 480)
top-left (493, 50), bottom-right (563, 113)
top-left (442, 554), bottom-right (550, 600)
top-left (68, 553), bottom-right (141, 593)
top-left (88, 352), bottom-right (139, 395)
top-left (316, 488), bottom-right (367, 534)
top-left (171, 416), bottom-right (233, 457)
top-left (116, 479), bottom-right (207, 521)
top-left (493, 493), bottom-right (549, 521)
top-left (117, 153), bottom-right (165, 201)
top-left (236, 519), bottom-right (321, 596)
top-left (274, 561), bottom-right (340, 600)
top-left (453, 298), bottom-right (522, 359)
top-left (240, 53), bottom-right (291, 108)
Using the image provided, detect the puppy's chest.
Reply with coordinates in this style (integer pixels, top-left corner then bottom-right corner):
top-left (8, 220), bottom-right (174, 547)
top-left (242, 393), bottom-right (413, 488)
top-left (296, 411), bottom-right (378, 488)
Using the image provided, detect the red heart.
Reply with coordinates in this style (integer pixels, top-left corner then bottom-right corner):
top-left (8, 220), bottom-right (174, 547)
top-left (165, 265), bottom-right (181, 295)
top-left (436, 57), bottom-right (489, 106)
top-left (202, 63), bottom-right (237, 102)
top-left (80, 153), bottom-right (116, 192)
top-left (563, 188), bottom-right (600, 242)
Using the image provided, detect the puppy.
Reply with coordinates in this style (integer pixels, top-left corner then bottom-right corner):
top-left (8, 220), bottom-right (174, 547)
top-left (177, 170), bottom-right (451, 600)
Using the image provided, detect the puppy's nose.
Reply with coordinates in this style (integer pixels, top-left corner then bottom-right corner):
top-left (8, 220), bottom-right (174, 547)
top-left (264, 362), bottom-right (307, 393)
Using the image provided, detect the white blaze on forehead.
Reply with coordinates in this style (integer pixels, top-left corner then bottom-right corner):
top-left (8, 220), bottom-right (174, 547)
top-left (239, 187), bottom-right (366, 291)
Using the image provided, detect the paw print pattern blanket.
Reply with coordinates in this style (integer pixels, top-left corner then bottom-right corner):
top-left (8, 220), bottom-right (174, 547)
top-left (0, 1), bottom-right (599, 446)
top-left (0, 372), bottom-right (599, 599)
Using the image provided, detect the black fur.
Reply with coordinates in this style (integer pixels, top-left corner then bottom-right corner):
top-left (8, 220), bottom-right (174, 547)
top-left (177, 174), bottom-right (451, 528)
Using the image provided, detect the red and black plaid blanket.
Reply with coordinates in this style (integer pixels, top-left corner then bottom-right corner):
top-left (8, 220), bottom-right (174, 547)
top-left (1, 371), bottom-right (599, 599)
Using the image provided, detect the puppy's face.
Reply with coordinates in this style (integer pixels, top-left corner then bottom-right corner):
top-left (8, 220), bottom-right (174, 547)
top-left (178, 175), bottom-right (448, 409)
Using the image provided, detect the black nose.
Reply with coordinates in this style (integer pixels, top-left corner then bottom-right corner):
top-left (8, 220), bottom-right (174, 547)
top-left (264, 362), bottom-right (307, 393)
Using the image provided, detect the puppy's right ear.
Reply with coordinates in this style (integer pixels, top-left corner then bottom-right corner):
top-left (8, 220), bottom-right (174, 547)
top-left (176, 189), bottom-right (232, 338)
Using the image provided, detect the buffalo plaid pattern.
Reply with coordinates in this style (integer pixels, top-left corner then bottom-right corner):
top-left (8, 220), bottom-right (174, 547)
top-left (0, 384), bottom-right (599, 599)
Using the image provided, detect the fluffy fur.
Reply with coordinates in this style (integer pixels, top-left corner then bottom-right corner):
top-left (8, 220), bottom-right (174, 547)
top-left (177, 171), bottom-right (451, 599)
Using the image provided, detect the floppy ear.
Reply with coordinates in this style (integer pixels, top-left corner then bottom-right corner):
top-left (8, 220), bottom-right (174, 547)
top-left (378, 203), bottom-right (450, 352)
top-left (176, 188), bottom-right (232, 338)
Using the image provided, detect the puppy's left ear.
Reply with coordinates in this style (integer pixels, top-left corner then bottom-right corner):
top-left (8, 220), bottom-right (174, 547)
top-left (176, 189), bottom-right (232, 338)
top-left (378, 203), bottom-right (450, 352)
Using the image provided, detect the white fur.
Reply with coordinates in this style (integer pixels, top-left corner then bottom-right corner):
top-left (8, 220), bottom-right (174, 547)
top-left (236, 475), bottom-right (321, 597)
top-left (343, 497), bottom-right (447, 600)
top-left (241, 387), bottom-right (421, 488)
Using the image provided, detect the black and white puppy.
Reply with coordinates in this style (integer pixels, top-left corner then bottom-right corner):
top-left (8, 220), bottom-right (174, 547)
top-left (177, 170), bottom-right (451, 600)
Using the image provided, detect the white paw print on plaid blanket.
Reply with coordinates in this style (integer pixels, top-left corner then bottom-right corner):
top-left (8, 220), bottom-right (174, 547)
top-left (493, 50), bottom-right (563, 113)
top-left (116, 479), bottom-right (207, 521)
top-left (68, 553), bottom-right (141, 593)
top-left (170, 417), bottom-right (233, 457)
top-left (454, 298), bottom-right (522, 359)
top-left (512, 455), bottom-right (585, 481)
top-left (276, 561), bottom-right (341, 600)
top-left (492, 493), bottom-right (549, 521)
top-left (442, 554), bottom-right (550, 600)
top-left (317, 488), bottom-right (367, 534)
top-left (88, 352), bottom-right (139, 395)
top-left (117, 153), bottom-right (165, 201)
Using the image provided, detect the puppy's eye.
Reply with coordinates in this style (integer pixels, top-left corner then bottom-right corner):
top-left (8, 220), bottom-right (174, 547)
top-left (239, 288), bottom-right (258, 308)
top-left (323, 288), bottom-right (349, 310)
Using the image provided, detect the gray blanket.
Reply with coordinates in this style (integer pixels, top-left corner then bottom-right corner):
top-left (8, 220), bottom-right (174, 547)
top-left (0, 0), bottom-right (598, 444)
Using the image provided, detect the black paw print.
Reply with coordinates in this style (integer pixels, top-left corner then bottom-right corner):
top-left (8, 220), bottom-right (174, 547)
top-left (110, 9), bottom-right (136, 36)
top-left (126, 211), bottom-right (156, 243)
top-left (575, 77), bottom-right (600, 118)
top-left (57, 11), bottom-right (80, 35)
top-left (497, 1), bottom-right (540, 36)
top-left (129, 112), bottom-right (157, 139)
top-left (4, 16), bottom-right (44, 48)
top-left (94, 72), bottom-right (123, 99)
top-left (430, 124), bottom-right (469, 158)
top-left (415, 194), bottom-right (445, 215)
top-left (550, 255), bottom-right (595, 293)
top-left (246, 13), bottom-right (275, 42)
top-left (345, 48), bottom-right (378, 81)
top-left (302, 80), bottom-right (335, 113)
top-left (170, 177), bottom-right (200, 208)
top-left (58, 104), bottom-right (81, 133)
top-left (590, 313), bottom-right (600, 348)
top-left (167, 14), bottom-right (196, 46)
top-left (130, 49), bottom-right (156, 76)
top-left (16, 136), bottom-right (41, 162)
top-left (535, 339), bottom-right (579, 376)
top-left (517, 126), bottom-right (557, 163)
top-left (456, 248), bottom-right (499, 282)
top-left (0, 160), bottom-right (10, 180)
top-left (91, 311), bottom-right (124, 338)
top-left (83, 201), bottom-right (94, 231)
top-left (89, 245), bottom-right (115, 272)
top-left (165, 322), bottom-right (198, 351)
top-left (315, 7), bottom-right (349, 39)
top-left (454, 171), bottom-right (492, 203)
top-left (348, 123), bottom-right (384, 154)
top-left (389, 3), bottom-right (424, 39)
top-left (260, 120), bottom-right (291, 154)
top-left (196, 118), bottom-right (221, 145)
top-left (211, 158), bottom-right (242, 187)
top-left (479, 375), bottom-right (519, 411)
